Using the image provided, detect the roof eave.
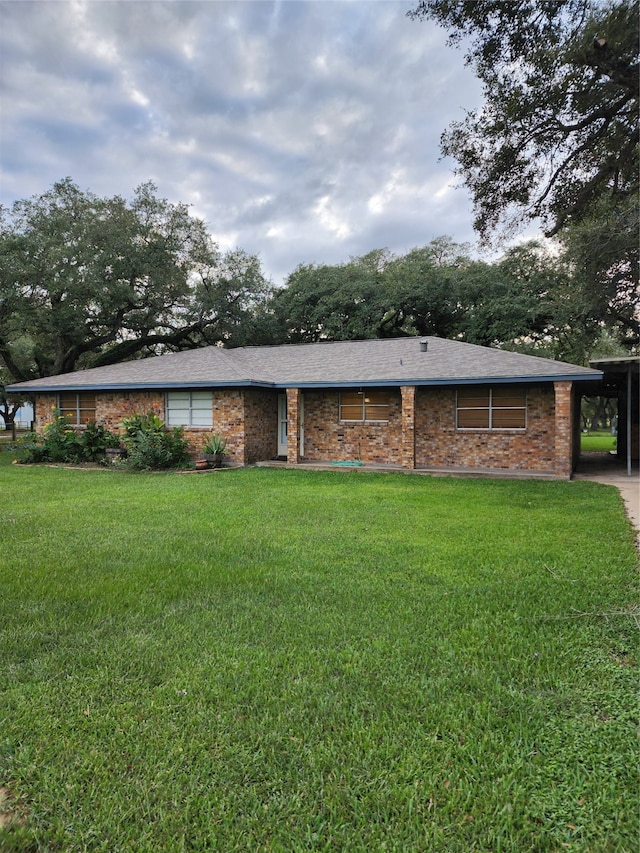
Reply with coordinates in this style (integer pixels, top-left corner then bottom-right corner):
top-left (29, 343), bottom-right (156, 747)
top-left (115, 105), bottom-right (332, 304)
top-left (5, 379), bottom-right (275, 393)
top-left (281, 372), bottom-right (602, 388)
top-left (8, 371), bottom-right (602, 394)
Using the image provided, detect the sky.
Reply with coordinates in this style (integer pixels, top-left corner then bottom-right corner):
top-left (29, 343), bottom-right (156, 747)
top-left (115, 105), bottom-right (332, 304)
top-left (0, 0), bottom-right (506, 286)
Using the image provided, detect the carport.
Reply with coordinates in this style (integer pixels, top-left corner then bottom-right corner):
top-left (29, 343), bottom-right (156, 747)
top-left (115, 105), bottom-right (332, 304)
top-left (589, 356), bottom-right (639, 477)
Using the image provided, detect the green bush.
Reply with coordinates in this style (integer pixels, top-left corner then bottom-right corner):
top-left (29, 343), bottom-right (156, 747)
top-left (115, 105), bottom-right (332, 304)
top-left (121, 411), bottom-right (190, 470)
top-left (17, 413), bottom-right (83, 463)
top-left (17, 413), bottom-right (121, 464)
top-left (80, 421), bottom-right (122, 461)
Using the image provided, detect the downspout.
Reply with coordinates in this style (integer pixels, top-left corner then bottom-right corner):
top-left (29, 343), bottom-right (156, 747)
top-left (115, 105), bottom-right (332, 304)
top-left (626, 364), bottom-right (632, 477)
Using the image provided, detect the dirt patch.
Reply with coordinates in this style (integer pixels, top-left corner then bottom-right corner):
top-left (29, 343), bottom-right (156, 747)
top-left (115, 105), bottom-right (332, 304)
top-left (0, 786), bottom-right (27, 829)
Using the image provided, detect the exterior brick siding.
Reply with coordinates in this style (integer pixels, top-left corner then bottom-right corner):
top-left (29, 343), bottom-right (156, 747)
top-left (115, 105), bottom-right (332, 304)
top-left (301, 389), bottom-right (403, 465)
top-left (32, 380), bottom-right (574, 476)
top-left (414, 384), bottom-right (560, 474)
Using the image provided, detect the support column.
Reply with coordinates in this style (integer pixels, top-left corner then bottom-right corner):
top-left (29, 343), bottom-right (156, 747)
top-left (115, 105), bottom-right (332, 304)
top-left (401, 385), bottom-right (416, 470)
top-left (554, 380), bottom-right (573, 479)
top-left (286, 387), bottom-right (301, 464)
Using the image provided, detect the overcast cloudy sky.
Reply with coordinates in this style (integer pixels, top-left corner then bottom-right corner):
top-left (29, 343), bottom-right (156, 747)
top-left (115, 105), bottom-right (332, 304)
top-left (0, 0), bottom-right (503, 285)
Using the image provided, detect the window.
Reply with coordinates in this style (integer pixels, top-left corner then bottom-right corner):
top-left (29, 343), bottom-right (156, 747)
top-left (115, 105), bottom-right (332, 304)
top-left (166, 391), bottom-right (213, 427)
top-left (58, 392), bottom-right (96, 425)
top-left (340, 390), bottom-right (390, 422)
top-left (456, 387), bottom-right (526, 430)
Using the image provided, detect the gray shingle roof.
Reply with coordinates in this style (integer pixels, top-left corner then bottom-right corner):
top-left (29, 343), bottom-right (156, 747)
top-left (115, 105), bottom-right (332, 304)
top-left (6, 337), bottom-right (602, 393)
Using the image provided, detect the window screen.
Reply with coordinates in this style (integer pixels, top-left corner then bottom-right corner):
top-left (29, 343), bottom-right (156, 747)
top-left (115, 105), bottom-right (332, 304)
top-left (340, 391), bottom-right (390, 422)
top-left (457, 387), bottom-right (526, 430)
top-left (166, 391), bottom-right (213, 427)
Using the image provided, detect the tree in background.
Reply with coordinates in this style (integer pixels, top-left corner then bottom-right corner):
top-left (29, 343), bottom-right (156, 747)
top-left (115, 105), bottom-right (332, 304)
top-left (408, 0), bottom-right (639, 352)
top-left (270, 242), bottom-right (473, 344)
top-left (267, 237), bottom-right (604, 362)
top-left (270, 250), bottom-right (393, 343)
top-left (0, 179), bottom-right (271, 385)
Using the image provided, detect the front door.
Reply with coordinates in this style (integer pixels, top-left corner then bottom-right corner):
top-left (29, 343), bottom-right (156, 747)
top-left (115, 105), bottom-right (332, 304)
top-left (277, 394), bottom-right (288, 457)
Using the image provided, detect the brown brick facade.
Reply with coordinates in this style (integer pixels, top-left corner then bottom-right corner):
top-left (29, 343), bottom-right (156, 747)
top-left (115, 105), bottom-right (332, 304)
top-left (33, 380), bottom-right (576, 477)
top-left (300, 389), bottom-right (404, 465)
top-left (553, 381), bottom-right (574, 479)
top-left (401, 386), bottom-right (416, 469)
top-left (35, 391), bottom-right (162, 433)
top-left (414, 384), bottom-right (561, 474)
top-left (286, 388), bottom-right (302, 464)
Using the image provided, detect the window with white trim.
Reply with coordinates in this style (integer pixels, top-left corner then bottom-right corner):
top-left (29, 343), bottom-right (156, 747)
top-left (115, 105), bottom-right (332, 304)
top-left (340, 390), bottom-right (390, 422)
top-left (456, 386), bottom-right (527, 430)
top-left (166, 391), bottom-right (213, 427)
top-left (58, 392), bottom-right (96, 425)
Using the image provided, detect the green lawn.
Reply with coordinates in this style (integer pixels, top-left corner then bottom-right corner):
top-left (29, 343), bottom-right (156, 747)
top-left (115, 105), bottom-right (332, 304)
top-left (581, 430), bottom-right (617, 453)
top-left (1, 455), bottom-right (638, 851)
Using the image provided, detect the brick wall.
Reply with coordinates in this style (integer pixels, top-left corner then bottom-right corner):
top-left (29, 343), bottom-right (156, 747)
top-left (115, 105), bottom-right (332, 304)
top-left (414, 384), bottom-right (560, 474)
top-left (208, 388), bottom-right (278, 464)
top-left (243, 389), bottom-right (278, 464)
top-left (34, 395), bottom-right (57, 430)
top-left (553, 381), bottom-right (573, 478)
top-left (35, 392), bottom-right (165, 432)
top-left (301, 389), bottom-right (404, 465)
top-left (286, 388), bottom-right (302, 464)
top-left (401, 386), bottom-right (416, 469)
top-left (35, 390), bottom-right (241, 461)
top-left (32, 381), bottom-right (572, 475)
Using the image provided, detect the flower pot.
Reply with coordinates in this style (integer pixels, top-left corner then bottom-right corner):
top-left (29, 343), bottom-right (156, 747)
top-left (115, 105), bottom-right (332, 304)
top-left (202, 453), bottom-right (224, 468)
top-left (195, 458), bottom-right (209, 470)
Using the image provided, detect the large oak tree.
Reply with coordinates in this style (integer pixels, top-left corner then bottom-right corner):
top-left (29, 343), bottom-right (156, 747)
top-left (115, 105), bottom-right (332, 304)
top-left (0, 179), bottom-right (270, 384)
top-left (409, 0), bottom-right (639, 349)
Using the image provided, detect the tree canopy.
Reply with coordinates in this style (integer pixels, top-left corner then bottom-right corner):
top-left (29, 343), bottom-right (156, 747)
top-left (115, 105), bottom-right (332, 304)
top-left (408, 0), bottom-right (639, 241)
top-left (268, 237), bottom-right (608, 363)
top-left (0, 179), bottom-right (271, 384)
top-left (408, 0), bottom-right (639, 352)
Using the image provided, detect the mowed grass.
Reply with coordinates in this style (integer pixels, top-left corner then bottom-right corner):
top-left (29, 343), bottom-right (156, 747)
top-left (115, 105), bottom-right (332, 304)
top-left (0, 456), bottom-right (638, 851)
top-left (581, 431), bottom-right (617, 453)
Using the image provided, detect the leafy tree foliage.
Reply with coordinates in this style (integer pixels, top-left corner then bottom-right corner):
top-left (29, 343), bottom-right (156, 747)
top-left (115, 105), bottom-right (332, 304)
top-left (559, 194), bottom-right (639, 348)
top-left (268, 238), bottom-right (601, 362)
top-left (408, 0), bottom-right (639, 351)
top-left (271, 242), bottom-right (473, 343)
top-left (0, 179), bottom-right (271, 382)
top-left (408, 0), bottom-right (638, 240)
top-left (271, 250), bottom-right (392, 343)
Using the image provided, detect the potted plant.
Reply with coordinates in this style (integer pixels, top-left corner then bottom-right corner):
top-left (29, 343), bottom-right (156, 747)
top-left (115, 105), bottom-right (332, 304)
top-left (201, 433), bottom-right (227, 468)
top-left (103, 432), bottom-right (127, 464)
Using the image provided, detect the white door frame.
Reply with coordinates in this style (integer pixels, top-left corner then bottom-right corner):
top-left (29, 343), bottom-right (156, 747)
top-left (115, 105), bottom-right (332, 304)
top-left (277, 393), bottom-right (288, 457)
top-left (277, 392), bottom-right (304, 459)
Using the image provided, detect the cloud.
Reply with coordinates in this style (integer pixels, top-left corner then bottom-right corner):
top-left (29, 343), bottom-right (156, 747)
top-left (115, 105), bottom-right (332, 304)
top-left (0, 0), bottom-right (489, 284)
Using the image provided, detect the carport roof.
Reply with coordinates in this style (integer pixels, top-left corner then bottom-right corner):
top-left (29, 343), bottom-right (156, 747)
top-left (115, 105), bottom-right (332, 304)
top-left (7, 336), bottom-right (603, 393)
top-left (589, 356), bottom-right (640, 372)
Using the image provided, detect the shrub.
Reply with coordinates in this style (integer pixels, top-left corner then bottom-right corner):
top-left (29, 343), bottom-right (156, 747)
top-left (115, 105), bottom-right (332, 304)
top-left (121, 411), bottom-right (190, 470)
top-left (79, 421), bottom-right (122, 462)
top-left (17, 412), bottom-right (83, 463)
top-left (201, 433), bottom-right (227, 456)
top-left (16, 414), bottom-right (121, 464)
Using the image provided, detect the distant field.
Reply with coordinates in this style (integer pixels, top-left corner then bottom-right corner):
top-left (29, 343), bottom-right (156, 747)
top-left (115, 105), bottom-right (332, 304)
top-left (581, 430), bottom-right (617, 453)
top-left (0, 457), bottom-right (637, 851)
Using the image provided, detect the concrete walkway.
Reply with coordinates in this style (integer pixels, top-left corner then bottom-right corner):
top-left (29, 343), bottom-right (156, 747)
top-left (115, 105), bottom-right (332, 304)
top-left (573, 453), bottom-right (639, 546)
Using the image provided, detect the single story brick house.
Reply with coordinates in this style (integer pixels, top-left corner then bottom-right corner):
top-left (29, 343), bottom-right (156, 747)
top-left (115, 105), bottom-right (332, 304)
top-left (7, 336), bottom-right (603, 478)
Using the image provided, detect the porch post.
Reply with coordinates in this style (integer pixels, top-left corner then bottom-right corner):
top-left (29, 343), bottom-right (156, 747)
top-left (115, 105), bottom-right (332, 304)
top-left (554, 380), bottom-right (573, 479)
top-left (286, 387), bottom-right (301, 464)
top-left (401, 385), bottom-right (416, 470)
